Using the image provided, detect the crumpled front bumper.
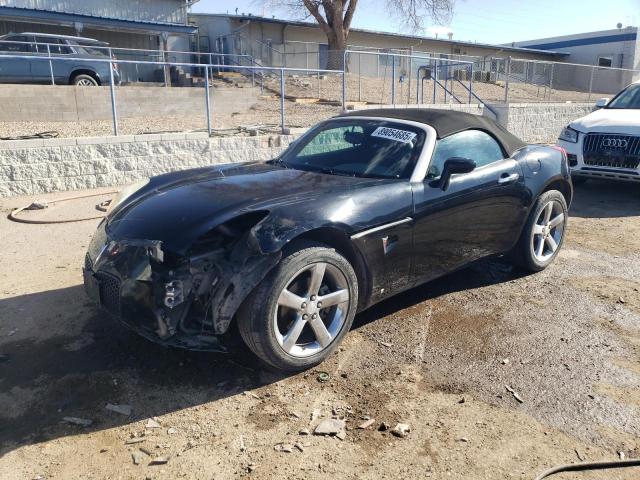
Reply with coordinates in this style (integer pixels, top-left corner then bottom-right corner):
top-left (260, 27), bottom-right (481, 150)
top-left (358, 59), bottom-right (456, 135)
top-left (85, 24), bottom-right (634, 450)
top-left (83, 220), bottom-right (229, 352)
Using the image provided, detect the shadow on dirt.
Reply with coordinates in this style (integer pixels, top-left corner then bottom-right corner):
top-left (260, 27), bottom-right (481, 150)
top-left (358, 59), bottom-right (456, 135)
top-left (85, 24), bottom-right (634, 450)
top-left (0, 255), bottom-right (525, 456)
top-left (570, 179), bottom-right (639, 219)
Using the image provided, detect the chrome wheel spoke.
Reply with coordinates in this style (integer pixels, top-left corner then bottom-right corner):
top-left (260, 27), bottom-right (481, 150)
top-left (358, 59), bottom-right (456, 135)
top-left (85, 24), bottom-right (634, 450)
top-left (535, 237), bottom-right (545, 257)
top-left (283, 315), bottom-right (306, 352)
top-left (307, 262), bottom-right (327, 297)
top-left (309, 316), bottom-right (332, 347)
top-left (543, 202), bottom-right (553, 224)
top-left (533, 224), bottom-right (545, 235)
top-left (546, 235), bottom-right (558, 252)
top-left (318, 289), bottom-right (349, 308)
top-left (278, 289), bottom-right (305, 310)
top-left (548, 213), bottom-right (564, 229)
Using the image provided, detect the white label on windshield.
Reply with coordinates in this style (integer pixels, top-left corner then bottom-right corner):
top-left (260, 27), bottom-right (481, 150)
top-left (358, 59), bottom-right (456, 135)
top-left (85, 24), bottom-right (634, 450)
top-left (371, 126), bottom-right (417, 144)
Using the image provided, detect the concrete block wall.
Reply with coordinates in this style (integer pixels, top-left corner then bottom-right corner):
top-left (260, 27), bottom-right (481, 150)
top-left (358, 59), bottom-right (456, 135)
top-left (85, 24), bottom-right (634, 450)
top-left (489, 103), bottom-right (594, 144)
top-left (0, 132), bottom-right (295, 197)
top-left (0, 85), bottom-right (258, 122)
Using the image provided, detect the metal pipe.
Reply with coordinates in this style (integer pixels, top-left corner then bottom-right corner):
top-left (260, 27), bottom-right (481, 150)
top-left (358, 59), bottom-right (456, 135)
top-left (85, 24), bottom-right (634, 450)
top-left (588, 66), bottom-right (595, 102)
top-left (358, 52), bottom-right (361, 102)
top-left (342, 50), bottom-right (348, 111)
top-left (504, 57), bottom-right (511, 103)
top-left (391, 55), bottom-right (396, 106)
top-left (47, 43), bottom-right (54, 85)
top-left (433, 62), bottom-right (437, 104)
top-left (204, 65), bottom-right (211, 135)
top-left (468, 64), bottom-right (473, 104)
top-left (108, 61), bottom-right (119, 136)
top-left (549, 63), bottom-right (555, 100)
top-left (280, 68), bottom-right (285, 133)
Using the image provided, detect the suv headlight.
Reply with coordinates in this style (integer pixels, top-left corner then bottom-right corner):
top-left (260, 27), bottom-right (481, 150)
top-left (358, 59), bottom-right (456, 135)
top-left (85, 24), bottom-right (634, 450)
top-left (559, 126), bottom-right (579, 143)
top-left (108, 178), bottom-right (149, 212)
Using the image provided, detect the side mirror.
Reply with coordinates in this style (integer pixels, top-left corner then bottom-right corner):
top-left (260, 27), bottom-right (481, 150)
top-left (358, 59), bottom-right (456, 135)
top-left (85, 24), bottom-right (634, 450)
top-left (595, 98), bottom-right (609, 109)
top-left (436, 157), bottom-right (476, 191)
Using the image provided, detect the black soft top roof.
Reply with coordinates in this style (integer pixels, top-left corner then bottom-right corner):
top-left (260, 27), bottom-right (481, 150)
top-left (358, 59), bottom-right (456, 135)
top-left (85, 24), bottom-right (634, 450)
top-left (342, 108), bottom-right (526, 156)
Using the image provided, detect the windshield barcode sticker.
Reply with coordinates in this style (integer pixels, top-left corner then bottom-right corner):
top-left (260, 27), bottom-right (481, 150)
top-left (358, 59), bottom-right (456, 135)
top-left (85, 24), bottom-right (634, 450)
top-left (371, 126), bottom-right (417, 144)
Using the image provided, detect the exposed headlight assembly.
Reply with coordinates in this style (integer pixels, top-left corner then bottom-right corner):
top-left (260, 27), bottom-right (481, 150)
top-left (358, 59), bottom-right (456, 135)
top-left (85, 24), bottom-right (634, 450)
top-left (108, 178), bottom-right (150, 213)
top-left (559, 126), bottom-right (579, 143)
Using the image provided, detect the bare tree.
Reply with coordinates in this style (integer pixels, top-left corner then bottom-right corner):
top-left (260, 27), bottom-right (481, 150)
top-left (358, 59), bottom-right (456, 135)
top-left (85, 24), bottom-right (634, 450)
top-left (265, 0), bottom-right (454, 68)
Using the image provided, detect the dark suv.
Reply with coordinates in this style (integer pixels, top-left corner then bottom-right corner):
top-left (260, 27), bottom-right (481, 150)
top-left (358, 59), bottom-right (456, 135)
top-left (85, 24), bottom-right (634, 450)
top-left (0, 33), bottom-right (120, 86)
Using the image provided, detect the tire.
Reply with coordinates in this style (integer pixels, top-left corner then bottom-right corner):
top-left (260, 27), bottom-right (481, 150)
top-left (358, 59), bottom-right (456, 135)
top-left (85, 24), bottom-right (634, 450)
top-left (511, 190), bottom-right (568, 272)
top-left (72, 74), bottom-right (98, 86)
top-left (237, 241), bottom-right (358, 372)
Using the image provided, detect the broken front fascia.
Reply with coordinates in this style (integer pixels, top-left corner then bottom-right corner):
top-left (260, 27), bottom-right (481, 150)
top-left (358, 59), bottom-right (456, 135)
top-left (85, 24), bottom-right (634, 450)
top-left (91, 230), bottom-right (281, 349)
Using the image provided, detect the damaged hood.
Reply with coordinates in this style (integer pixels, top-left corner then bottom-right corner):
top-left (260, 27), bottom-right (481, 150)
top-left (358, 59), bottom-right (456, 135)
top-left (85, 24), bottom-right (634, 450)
top-left (106, 162), bottom-right (384, 253)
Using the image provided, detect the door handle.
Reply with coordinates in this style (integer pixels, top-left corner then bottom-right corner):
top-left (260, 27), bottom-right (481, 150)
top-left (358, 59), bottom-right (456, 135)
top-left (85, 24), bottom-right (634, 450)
top-left (498, 172), bottom-right (520, 184)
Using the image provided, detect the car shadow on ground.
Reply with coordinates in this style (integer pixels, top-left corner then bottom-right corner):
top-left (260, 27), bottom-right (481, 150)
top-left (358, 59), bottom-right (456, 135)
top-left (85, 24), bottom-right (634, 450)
top-left (570, 179), bottom-right (639, 219)
top-left (0, 255), bottom-right (524, 456)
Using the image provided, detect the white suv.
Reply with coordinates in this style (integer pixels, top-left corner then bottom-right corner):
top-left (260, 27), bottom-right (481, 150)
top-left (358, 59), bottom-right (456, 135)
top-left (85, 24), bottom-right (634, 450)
top-left (557, 81), bottom-right (640, 183)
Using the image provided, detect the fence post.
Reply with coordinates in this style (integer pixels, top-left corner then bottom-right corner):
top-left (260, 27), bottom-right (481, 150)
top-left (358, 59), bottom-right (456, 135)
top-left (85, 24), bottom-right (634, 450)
top-left (549, 62), bottom-right (554, 100)
top-left (504, 56), bottom-right (511, 103)
top-left (416, 67), bottom-right (421, 104)
top-left (407, 47), bottom-right (412, 104)
top-left (47, 43), bottom-right (55, 85)
top-left (391, 54), bottom-right (396, 106)
top-left (280, 68), bottom-right (286, 133)
top-left (468, 64), bottom-right (473, 104)
top-left (204, 65), bottom-right (212, 135)
top-left (588, 66), bottom-right (595, 102)
top-left (108, 60), bottom-right (119, 136)
top-left (358, 52), bottom-right (362, 102)
top-left (433, 62), bottom-right (437, 104)
top-left (342, 50), bottom-right (348, 111)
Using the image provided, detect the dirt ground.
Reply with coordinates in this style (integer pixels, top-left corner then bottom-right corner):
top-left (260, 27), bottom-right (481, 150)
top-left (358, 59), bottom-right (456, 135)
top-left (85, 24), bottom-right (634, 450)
top-left (0, 179), bottom-right (638, 480)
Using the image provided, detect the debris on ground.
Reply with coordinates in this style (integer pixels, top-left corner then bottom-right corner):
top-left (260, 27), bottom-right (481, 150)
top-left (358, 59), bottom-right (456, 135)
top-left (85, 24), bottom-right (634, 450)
top-left (378, 422), bottom-right (391, 432)
top-left (619, 451), bottom-right (625, 460)
top-left (299, 428), bottom-right (310, 435)
top-left (575, 448), bottom-right (585, 461)
top-left (131, 451), bottom-right (144, 465)
top-left (239, 436), bottom-right (246, 452)
top-left (62, 416), bottom-right (93, 427)
top-left (502, 358), bottom-right (510, 365)
top-left (459, 437), bottom-right (469, 443)
top-left (146, 418), bottom-right (162, 429)
top-left (140, 447), bottom-right (153, 456)
top-left (313, 418), bottom-right (346, 436)
top-left (105, 403), bottom-right (132, 416)
top-left (294, 442), bottom-right (305, 452)
top-left (336, 431), bottom-right (347, 440)
top-left (167, 427), bottom-right (177, 435)
top-left (149, 457), bottom-right (170, 465)
top-left (505, 385), bottom-right (524, 403)
top-left (316, 372), bottom-right (330, 383)
top-left (274, 443), bottom-right (294, 453)
top-left (618, 297), bottom-right (625, 304)
top-left (358, 418), bottom-right (376, 429)
top-left (391, 423), bottom-right (411, 438)
top-left (124, 438), bottom-right (145, 445)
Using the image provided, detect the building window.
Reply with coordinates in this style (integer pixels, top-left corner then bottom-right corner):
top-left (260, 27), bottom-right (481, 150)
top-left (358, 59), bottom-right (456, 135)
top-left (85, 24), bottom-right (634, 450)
top-left (597, 56), bottom-right (613, 67)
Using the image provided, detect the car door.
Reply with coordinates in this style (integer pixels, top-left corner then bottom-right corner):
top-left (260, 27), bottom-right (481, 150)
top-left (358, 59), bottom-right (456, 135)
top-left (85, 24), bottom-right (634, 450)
top-left (410, 129), bottom-right (528, 283)
top-left (32, 37), bottom-right (74, 84)
top-left (0, 35), bottom-right (36, 83)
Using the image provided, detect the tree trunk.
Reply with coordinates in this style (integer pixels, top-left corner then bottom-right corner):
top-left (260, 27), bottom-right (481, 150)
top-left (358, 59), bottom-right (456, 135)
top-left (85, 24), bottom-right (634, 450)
top-left (326, 35), bottom-right (347, 70)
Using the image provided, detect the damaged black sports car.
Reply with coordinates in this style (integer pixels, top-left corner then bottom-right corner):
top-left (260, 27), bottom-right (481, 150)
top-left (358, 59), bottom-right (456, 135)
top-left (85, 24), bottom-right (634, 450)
top-left (84, 109), bottom-right (572, 371)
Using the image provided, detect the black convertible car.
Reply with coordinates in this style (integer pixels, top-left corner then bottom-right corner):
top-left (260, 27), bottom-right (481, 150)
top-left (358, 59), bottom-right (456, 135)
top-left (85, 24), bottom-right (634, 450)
top-left (84, 109), bottom-right (572, 371)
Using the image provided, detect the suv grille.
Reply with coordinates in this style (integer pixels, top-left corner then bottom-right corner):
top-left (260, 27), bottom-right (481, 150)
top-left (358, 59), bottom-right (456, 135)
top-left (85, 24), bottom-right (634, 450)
top-left (583, 134), bottom-right (640, 170)
top-left (95, 272), bottom-right (121, 316)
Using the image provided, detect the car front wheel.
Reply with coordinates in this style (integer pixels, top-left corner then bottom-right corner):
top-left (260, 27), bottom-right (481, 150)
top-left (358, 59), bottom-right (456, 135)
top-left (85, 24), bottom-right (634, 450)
top-left (512, 190), bottom-right (568, 272)
top-left (237, 241), bottom-right (358, 371)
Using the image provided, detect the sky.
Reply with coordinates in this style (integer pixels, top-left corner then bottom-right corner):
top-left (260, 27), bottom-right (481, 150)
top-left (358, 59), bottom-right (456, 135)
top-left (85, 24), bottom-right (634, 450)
top-left (192, 0), bottom-right (639, 45)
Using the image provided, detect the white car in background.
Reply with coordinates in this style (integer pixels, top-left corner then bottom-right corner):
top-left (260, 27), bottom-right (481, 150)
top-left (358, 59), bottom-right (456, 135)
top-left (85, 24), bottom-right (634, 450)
top-left (557, 81), bottom-right (640, 184)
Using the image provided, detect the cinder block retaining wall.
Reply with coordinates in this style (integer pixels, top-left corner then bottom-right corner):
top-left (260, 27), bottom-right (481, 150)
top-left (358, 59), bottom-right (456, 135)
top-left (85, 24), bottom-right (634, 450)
top-left (0, 132), bottom-right (295, 197)
top-left (488, 103), bottom-right (594, 144)
top-left (0, 85), bottom-right (258, 122)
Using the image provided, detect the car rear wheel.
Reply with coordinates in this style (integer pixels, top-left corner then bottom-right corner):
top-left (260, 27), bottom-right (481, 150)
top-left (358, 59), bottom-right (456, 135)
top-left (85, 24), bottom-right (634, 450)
top-left (511, 190), bottom-right (568, 272)
top-left (237, 241), bottom-right (358, 371)
top-left (73, 74), bottom-right (98, 86)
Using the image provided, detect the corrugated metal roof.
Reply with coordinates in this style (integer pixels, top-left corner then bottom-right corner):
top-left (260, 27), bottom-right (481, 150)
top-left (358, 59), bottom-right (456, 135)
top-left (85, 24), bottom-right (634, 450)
top-left (191, 13), bottom-right (568, 57)
top-left (0, 6), bottom-right (198, 35)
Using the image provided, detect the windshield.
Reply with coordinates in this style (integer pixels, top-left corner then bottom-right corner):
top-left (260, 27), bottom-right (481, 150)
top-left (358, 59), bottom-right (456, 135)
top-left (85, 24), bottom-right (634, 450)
top-left (606, 84), bottom-right (640, 109)
top-left (277, 119), bottom-right (425, 179)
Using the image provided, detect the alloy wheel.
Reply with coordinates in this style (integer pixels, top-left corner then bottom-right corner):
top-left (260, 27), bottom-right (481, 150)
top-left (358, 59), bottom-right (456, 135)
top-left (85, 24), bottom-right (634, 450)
top-left (76, 78), bottom-right (96, 86)
top-left (273, 262), bottom-right (350, 358)
top-left (531, 200), bottom-right (565, 262)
